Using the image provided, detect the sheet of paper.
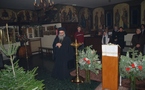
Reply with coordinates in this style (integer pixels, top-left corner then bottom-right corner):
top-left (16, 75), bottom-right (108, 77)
top-left (102, 44), bottom-right (118, 57)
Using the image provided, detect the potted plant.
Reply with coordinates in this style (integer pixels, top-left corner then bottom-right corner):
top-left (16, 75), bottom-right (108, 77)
top-left (78, 45), bottom-right (102, 83)
top-left (119, 48), bottom-right (145, 90)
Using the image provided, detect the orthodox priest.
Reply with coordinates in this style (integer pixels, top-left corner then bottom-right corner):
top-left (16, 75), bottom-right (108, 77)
top-left (52, 27), bottom-right (75, 80)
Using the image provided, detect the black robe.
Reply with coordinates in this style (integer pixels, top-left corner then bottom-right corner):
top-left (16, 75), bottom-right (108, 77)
top-left (111, 30), bottom-right (118, 44)
top-left (116, 31), bottom-right (127, 53)
top-left (131, 34), bottom-right (145, 54)
top-left (52, 36), bottom-right (75, 80)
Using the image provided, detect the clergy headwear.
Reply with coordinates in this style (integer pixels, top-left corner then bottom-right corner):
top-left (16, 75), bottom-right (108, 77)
top-left (58, 27), bottom-right (66, 33)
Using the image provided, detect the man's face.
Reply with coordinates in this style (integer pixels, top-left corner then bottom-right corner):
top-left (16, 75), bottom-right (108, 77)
top-left (59, 31), bottom-right (65, 36)
top-left (119, 28), bottom-right (123, 32)
top-left (77, 27), bottom-right (81, 32)
top-left (114, 26), bottom-right (118, 30)
top-left (103, 32), bottom-right (106, 35)
top-left (136, 29), bottom-right (141, 34)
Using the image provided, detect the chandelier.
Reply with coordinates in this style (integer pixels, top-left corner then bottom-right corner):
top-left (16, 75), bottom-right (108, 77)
top-left (34, 0), bottom-right (54, 11)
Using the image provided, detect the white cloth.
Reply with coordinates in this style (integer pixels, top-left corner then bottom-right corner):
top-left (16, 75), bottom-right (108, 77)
top-left (102, 35), bottom-right (110, 44)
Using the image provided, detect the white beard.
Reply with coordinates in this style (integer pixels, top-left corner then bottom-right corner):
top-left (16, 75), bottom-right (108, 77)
top-left (58, 34), bottom-right (65, 42)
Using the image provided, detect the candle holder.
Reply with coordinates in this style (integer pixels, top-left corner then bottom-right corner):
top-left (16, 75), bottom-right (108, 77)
top-left (71, 39), bottom-right (84, 83)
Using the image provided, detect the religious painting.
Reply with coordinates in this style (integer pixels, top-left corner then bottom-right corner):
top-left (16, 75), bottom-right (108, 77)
top-left (105, 10), bottom-right (113, 29)
top-left (33, 26), bottom-right (39, 37)
top-left (93, 8), bottom-right (105, 29)
top-left (21, 26), bottom-right (27, 36)
top-left (17, 10), bottom-right (35, 22)
top-left (59, 6), bottom-right (78, 22)
top-left (27, 27), bottom-right (34, 38)
top-left (113, 3), bottom-right (129, 29)
top-left (39, 26), bottom-right (45, 37)
top-left (50, 7), bottom-right (59, 22)
top-left (47, 26), bottom-right (55, 35)
top-left (141, 0), bottom-right (145, 24)
top-left (0, 9), bottom-right (17, 22)
top-left (79, 8), bottom-right (91, 34)
top-left (130, 5), bottom-right (140, 28)
top-left (1, 26), bottom-right (16, 44)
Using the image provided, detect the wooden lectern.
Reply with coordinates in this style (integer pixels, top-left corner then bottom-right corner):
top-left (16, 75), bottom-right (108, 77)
top-left (102, 45), bottom-right (120, 90)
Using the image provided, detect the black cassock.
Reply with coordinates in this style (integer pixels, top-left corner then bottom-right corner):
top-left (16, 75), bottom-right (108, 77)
top-left (52, 36), bottom-right (75, 80)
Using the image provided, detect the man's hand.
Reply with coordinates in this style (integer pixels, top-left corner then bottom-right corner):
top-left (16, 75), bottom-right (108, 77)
top-left (56, 43), bottom-right (62, 48)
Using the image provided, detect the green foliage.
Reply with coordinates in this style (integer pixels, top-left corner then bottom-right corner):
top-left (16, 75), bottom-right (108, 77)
top-left (0, 29), bottom-right (45, 90)
top-left (0, 62), bottom-right (44, 90)
top-left (78, 45), bottom-right (102, 75)
top-left (119, 48), bottom-right (145, 80)
top-left (0, 43), bottom-right (19, 57)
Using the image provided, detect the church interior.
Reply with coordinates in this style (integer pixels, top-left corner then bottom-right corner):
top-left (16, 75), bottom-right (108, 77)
top-left (0, 0), bottom-right (145, 90)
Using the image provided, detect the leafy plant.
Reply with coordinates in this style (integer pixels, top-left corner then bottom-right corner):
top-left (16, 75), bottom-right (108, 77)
top-left (119, 48), bottom-right (145, 80)
top-left (78, 45), bottom-right (102, 75)
top-left (0, 62), bottom-right (44, 90)
top-left (0, 24), bottom-right (44, 90)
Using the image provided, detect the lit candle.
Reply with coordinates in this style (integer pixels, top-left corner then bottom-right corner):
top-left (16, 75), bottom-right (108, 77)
top-left (52, 1), bottom-right (54, 4)
top-left (34, 0), bottom-right (36, 5)
top-left (6, 23), bottom-right (10, 43)
top-left (119, 76), bottom-right (122, 86)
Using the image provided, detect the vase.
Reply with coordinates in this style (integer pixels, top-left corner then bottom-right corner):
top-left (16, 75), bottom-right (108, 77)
top-left (130, 76), bottom-right (136, 90)
top-left (85, 70), bottom-right (91, 83)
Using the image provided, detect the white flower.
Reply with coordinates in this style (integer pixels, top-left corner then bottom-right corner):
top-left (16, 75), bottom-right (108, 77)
top-left (79, 59), bottom-right (86, 65)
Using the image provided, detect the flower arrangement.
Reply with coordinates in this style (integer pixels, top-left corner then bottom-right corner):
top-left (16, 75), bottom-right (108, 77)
top-left (78, 45), bottom-right (102, 75)
top-left (119, 48), bottom-right (145, 89)
top-left (119, 48), bottom-right (145, 79)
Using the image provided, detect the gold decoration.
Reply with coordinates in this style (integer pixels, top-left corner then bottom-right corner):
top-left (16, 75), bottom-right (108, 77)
top-left (71, 39), bottom-right (84, 83)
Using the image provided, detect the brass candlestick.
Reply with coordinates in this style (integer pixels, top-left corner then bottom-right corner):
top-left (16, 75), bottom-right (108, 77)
top-left (71, 39), bottom-right (84, 83)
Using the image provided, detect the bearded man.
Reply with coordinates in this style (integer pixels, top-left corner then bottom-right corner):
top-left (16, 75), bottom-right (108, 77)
top-left (52, 27), bottom-right (75, 80)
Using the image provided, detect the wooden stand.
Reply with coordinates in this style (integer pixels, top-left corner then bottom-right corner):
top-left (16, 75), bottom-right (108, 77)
top-left (102, 45), bottom-right (120, 90)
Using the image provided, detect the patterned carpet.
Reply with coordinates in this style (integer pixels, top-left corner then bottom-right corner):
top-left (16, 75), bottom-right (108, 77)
top-left (2, 53), bottom-right (145, 90)
top-left (36, 67), bottom-right (100, 90)
top-left (32, 54), bottom-right (101, 90)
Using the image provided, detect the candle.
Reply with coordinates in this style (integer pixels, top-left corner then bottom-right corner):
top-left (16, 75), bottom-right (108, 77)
top-left (6, 23), bottom-right (10, 43)
top-left (119, 76), bottom-right (122, 86)
top-left (6, 23), bottom-right (8, 29)
top-left (52, 1), bottom-right (54, 4)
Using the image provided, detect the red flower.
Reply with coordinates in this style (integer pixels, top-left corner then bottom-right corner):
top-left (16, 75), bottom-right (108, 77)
top-left (83, 58), bottom-right (87, 61)
top-left (126, 67), bottom-right (130, 72)
top-left (138, 65), bottom-right (143, 70)
top-left (131, 63), bottom-right (135, 68)
top-left (86, 60), bottom-right (91, 64)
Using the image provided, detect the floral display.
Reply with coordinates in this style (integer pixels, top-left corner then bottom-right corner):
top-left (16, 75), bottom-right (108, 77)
top-left (119, 48), bottom-right (145, 89)
top-left (119, 48), bottom-right (145, 79)
top-left (78, 45), bottom-right (102, 75)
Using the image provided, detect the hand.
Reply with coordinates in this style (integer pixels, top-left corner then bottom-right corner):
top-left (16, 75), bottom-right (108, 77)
top-left (136, 44), bottom-right (140, 48)
top-left (56, 43), bottom-right (62, 48)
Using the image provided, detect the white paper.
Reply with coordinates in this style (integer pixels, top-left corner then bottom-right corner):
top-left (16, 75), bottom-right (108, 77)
top-left (102, 44), bottom-right (119, 57)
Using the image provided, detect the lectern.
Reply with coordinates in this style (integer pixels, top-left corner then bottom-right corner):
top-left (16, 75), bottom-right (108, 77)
top-left (102, 45), bottom-right (120, 90)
